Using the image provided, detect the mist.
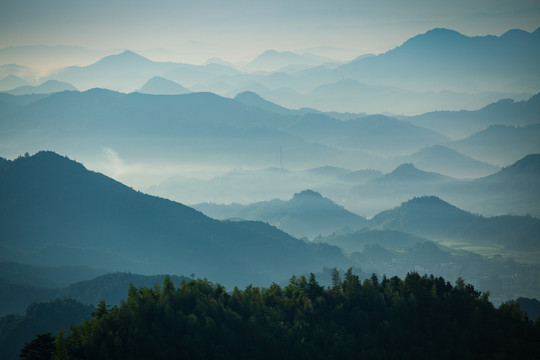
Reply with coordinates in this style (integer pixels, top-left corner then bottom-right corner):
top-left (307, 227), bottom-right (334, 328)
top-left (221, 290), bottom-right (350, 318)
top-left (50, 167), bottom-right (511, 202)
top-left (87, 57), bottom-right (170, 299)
top-left (1, 2), bottom-right (540, 358)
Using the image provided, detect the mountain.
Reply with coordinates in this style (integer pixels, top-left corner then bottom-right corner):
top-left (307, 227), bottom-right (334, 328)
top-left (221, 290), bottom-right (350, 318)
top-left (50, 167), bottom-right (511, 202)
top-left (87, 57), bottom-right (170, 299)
top-left (0, 75), bottom-right (27, 91)
top-left (243, 50), bottom-right (330, 72)
top-left (351, 163), bottom-right (453, 195)
top-left (0, 64), bottom-right (35, 83)
top-left (0, 278), bottom-right (57, 316)
top-left (4, 80), bottom-right (77, 95)
top-left (0, 151), bottom-right (348, 287)
top-left (407, 92), bottom-right (540, 139)
top-left (0, 299), bottom-right (94, 360)
top-left (513, 297), bottom-right (540, 322)
top-left (304, 79), bottom-right (517, 114)
top-left (287, 114), bottom-right (449, 156)
top-left (0, 89), bottom-right (350, 169)
top-left (344, 154), bottom-right (540, 219)
top-left (148, 165), bottom-right (381, 208)
top-left (136, 76), bottom-right (190, 95)
top-left (234, 91), bottom-right (298, 116)
top-left (336, 27), bottom-right (540, 94)
top-left (316, 229), bottom-right (428, 254)
top-left (194, 190), bottom-right (368, 239)
top-left (56, 273), bottom-right (190, 306)
top-left (483, 153), bottom-right (540, 182)
top-left (51, 50), bottom-right (179, 92)
top-left (446, 154), bottom-right (540, 217)
top-left (0, 262), bottom-right (107, 289)
top-left (369, 196), bottom-right (540, 251)
top-left (204, 57), bottom-right (236, 67)
top-left (449, 124), bottom-right (540, 166)
top-left (374, 163), bottom-right (452, 183)
top-left (345, 164), bottom-right (455, 216)
top-left (0, 271), bottom-right (189, 317)
top-left (394, 145), bottom-right (499, 178)
top-left (0, 45), bottom-right (118, 72)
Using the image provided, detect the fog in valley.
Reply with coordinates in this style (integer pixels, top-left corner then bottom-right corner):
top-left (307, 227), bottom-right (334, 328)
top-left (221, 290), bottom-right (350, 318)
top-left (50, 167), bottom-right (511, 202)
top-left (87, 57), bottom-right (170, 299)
top-left (1, 1), bottom-right (540, 358)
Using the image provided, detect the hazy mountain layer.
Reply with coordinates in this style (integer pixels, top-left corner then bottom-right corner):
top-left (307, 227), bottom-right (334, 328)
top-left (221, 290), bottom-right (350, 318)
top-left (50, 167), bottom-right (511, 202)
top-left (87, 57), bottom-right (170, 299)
top-left (5, 27), bottom-right (532, 114)
top-left (345, 155), bottom-right (540, 218)
top-left (337, 27), bottom-right (540, 94)
top-left (4, 80), bottom-right (77, 95)
top-left (287, 114), bottom-right (449, 156)
top-left (407, 93), bottom-right (540, 139)
top-left (0, 74), bottom-right (27, 91)
top-left (0, 262), bottom-right (107, 289)
top-left (369, 196), bottom-right (540, 251)
top-left (137, 76), bottom-right (190, 95)
top-left (449, 124), bottom-right (540, 166)
top-left (194, 190), bottom-right (367, 239)
top-left (0, 151), bottom-right (348, 287)
top-left (392, 145), bottom-right (499, 178)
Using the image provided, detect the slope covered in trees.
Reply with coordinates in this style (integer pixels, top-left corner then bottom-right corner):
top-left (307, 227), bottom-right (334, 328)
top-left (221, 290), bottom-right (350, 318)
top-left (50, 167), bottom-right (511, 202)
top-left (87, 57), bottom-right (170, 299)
top-left (0, 151), bottom-right (346, 287)
top-left (43, 273), bottom-right (540, 359)
top-left (0, 299), bottom-right (93, 360)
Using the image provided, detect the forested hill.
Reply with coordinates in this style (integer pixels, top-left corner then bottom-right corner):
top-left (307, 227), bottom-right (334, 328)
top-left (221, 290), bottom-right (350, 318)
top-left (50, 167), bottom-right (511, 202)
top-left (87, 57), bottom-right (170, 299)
top-left (36, 272), bottom-right (540, 359)
top-left (0, 151), bottom-right (347, 287)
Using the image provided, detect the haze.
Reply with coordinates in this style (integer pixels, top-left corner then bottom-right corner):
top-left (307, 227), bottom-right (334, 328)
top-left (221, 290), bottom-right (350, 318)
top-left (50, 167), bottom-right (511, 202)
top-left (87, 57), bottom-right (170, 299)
top-left (2, 0), bottom-right (539, 67)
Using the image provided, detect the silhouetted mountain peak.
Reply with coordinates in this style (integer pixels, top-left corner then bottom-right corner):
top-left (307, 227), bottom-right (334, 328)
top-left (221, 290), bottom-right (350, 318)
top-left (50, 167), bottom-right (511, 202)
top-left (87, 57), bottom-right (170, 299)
top-left (383, 163), bottom-right (451, 182)
top-left (499, 154), bottom-right (540, 176)
top-left (392, 163), bottom-right (417, 173)
top-left (120, 50), bottom-right (138, 57)
top-left (501, 28), bottom-right (531, 41)
top-left (402, 195), bottom-right (451, 208)
top-left (233, 90), bottom-right (292, 115)
top-left (423, 27), bottom-right (464, 38)
top-left (6, 151), bottom-right (90, 179)
top-left (3, 74), bottom-right (23, 81)
top-left (137, 76), bottom-right (190, 95)
top-left (395, 28), bottom-right (467, 52)
top-left (292, 189), bottom-right (323, 200)
top-left (369, 196), bottom-right (479, 235)
top-left (234, 91), bottom-right (264, 102)
top-left (95, 50), bottom-right (152, 66)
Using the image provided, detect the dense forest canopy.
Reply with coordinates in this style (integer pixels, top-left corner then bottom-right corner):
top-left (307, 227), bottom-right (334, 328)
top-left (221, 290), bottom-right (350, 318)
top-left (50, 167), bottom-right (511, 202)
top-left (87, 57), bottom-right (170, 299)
top-left (20, 271), bottom-right (540, 360)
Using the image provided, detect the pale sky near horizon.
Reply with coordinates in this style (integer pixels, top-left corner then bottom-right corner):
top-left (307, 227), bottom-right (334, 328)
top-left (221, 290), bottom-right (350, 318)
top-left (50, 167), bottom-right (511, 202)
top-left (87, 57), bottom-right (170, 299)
top-left (1, 0), bottom-right (539, 64)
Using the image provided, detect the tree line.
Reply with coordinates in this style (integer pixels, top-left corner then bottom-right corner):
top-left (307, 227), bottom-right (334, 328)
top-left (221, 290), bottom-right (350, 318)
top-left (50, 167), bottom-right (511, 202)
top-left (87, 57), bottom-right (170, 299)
top-left (21, 270), bottom-right (540, 359)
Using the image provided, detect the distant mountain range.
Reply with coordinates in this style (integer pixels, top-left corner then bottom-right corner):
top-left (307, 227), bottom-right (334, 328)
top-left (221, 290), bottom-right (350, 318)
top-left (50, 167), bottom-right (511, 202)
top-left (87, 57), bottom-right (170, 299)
top-left (407, 93), bottom-right (540, 139)
top-left (0, 261), bottom-right (106, 289)
top-left (316, 229), bottom-right (429, 254)
top-left (336, 27), bottom-right (540, 94)
top-left (49, 50), bottom-right (240, 92)
top-left (0, 152), bottom-right (348, 287)
top-left (347, 163), bottom-right (455, 214)
top-left (287, 114), bottom-right (450, 156)
top-left (0, 27), bottom-right (531, 114)
top-left (136, 76), bottom-right (190, 95)
top-left (3, 80), bottom-right (77, 95)
top-left (1, 88), bottom-right (537, 217)
top-left (0, 74), bottom-right (28, 91)
top-left (347, 154), bottom-right (540, 218)
top-left (242, 50), bottom-right (331, 72)
top-left (449, 124), bottom-right (540, 166)
top-left (369, 196), bottom-right (540, 251)
top-left (393, 145), bottom-right (499, 178)
top-left (194, 190), bottom-right (368, 239)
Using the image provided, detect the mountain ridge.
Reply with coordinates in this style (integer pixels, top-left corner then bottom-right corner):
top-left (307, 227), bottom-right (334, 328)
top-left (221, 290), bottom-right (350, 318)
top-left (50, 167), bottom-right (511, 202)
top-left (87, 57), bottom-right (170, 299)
top-left (0, 151), bottom-right (348, 287)
top-left (194, 189), bottom-right (367, 239)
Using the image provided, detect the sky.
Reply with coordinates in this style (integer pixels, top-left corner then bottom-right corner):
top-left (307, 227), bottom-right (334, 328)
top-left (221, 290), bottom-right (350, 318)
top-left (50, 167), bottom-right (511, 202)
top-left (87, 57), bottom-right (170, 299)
top-left (1, 0), bottom-right (539, 64)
